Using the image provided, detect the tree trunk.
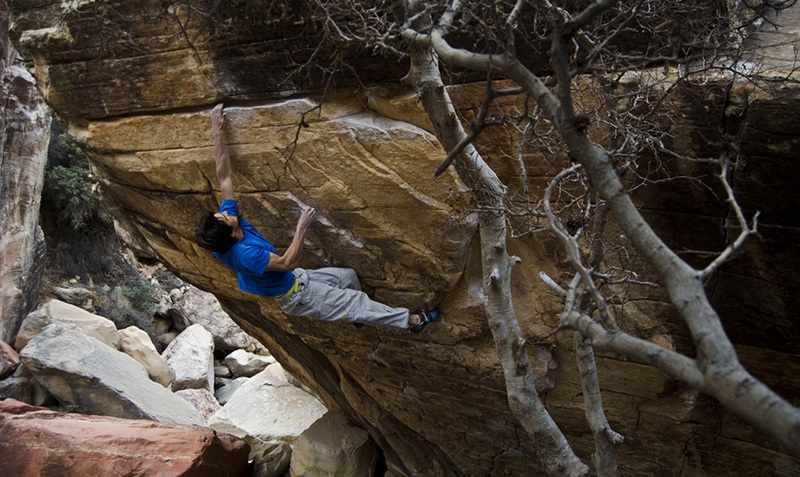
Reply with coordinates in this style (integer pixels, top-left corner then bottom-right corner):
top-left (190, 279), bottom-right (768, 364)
top-left (403, 3), bottom-right (588, 475)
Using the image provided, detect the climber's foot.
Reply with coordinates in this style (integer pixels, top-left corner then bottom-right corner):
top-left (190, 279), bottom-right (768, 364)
top-left (409, 309), bottom-right (440, 333)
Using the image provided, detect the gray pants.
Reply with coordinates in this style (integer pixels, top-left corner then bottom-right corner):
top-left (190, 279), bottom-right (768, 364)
top-left (276, 268), bottom-right (410, 330)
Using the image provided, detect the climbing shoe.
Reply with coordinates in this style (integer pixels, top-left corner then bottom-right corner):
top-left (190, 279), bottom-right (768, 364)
top-left (410, 309), bottom-right (440, 333)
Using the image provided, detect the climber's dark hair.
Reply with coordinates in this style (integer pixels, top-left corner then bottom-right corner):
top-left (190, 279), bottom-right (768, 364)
top-left (196, 210), bottom-right (237, 254)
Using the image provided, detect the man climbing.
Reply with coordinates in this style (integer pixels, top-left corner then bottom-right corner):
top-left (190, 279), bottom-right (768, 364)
top-left (196, 104), bottom-right (438, 333)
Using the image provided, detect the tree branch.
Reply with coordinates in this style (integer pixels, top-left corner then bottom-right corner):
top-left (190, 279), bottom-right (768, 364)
top-left (700, 156), bottom-right (760, 278)
top-left (433, 71), bottom-right (498, 178)
top-left (561, 311), bottom-right (706, 390)
top-left (544, 165), bottom-right (619, 331)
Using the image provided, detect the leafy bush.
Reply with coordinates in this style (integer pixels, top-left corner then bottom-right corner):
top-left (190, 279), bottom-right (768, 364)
top-left (123, 281), bottom-right (162, 315)
top-left (43, 134), bottom-right (107, 229)
top-left (45, 164), bottom-right (95, 228)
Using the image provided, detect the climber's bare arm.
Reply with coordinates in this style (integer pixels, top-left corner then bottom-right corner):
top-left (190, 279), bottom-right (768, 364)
top-left (211, 104), bottom-right (234, 201)
top-left (265, 208), bottom-right (317, 272)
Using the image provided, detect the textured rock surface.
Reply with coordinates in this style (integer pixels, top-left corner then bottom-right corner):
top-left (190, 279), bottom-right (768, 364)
top-left (0, 400), bottom-right (250, 477)
top-left (19, 322), bottom-right (205, 425)
top-left (175, 387), bottom-right (221, 420)
top-left (0, 340), bottom-right (19, 378)
top-left (250, 440), bottom-right (292, 477)
top-left (0, 375), bottom-right (31, 402)
top-left (215, 376), bottom-right (249, 406)
top-left (5, 1), bottom-right (800, 475)
top-left (16, 299), bottom-right (121, 350)
top-left (224, 349), bottom-right (276, 378)
top-left (207, 366), bottom-right (327, 444)
top-left (0, 0), bottom-right (49, 343)
top-left (174, 284), bottom-right (260, 351)
top-left (118, 325), bottom-right (174, 387)
top-left (162, 323), bottom-right (215, 392)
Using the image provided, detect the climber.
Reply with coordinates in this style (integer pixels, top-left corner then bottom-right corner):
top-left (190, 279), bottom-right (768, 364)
top-left (195, 104), bottom-right (438, 333)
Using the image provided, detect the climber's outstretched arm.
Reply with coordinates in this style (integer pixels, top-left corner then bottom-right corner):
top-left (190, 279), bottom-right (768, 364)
top-left (211, 104), bottom-right (234, 201)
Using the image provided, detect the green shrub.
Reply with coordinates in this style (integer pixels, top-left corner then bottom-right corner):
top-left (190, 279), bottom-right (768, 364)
top-left (45, 164), bottom-right (95, 228)
top-left (43, 133), bottom-right (110, 229)
top-left (123, 281), bottom-right (162, 315)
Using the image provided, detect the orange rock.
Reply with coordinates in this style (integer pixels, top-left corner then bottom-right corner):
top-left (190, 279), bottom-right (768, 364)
top-left (0, 400), bottom-right (250, 477)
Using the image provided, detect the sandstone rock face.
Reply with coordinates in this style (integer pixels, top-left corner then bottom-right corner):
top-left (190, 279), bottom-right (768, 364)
top-left (19, 322), bottom-right (205, 425)
top-left (6, 1), bottom-right (800, 476)
top-left (0, 400), bottom-right (250, 477)
top-left (0, 1), bottom-right (49, 343)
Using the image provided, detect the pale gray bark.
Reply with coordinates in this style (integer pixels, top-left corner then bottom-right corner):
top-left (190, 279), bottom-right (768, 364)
top-left (574, 331), bottom-right (622, 477)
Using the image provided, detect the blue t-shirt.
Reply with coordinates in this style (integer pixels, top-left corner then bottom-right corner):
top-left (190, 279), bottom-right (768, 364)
top-left (213, 199), bottom-right (296, 297)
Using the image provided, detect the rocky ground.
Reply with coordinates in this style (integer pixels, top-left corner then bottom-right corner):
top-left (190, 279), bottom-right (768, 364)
top-left (1, 229), bottom-right (381, 476)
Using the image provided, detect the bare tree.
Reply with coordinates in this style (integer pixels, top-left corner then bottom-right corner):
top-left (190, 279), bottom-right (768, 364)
top-left (296, 0), bottom-right (800, 474)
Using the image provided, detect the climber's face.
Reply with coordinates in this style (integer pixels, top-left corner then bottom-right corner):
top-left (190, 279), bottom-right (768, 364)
top-left (214, 212), bottom-right (241, 238)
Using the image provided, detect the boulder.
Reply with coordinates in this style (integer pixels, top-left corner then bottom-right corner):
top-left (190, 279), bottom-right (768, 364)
top-left (173, 285), bottom-right (260, 352)
top-left (0, 340), bottom-right (19, 378)
top-left (251, 439), bottom-right (292, 477)
top-left (15, 300), bottom-right (120, 351)
top-left (0, 376), bottom-right (32, 403)
top-left (12, 364), bottom-right (56, 407)
top-left (261, 362), bottom-right (291, 385)
top-left (0, 400), bottom-right (249, 477)
top-left (224, 348), bottom-right (276, 378)
top-left (290, 411), bottom-right (378, 477)
top-left (118, 326), bottom-right (174, 387)
top-left (162, 323), bottom-right (215, 392)
top-left (19, 323), bottom-right (204, 425)
top-left (215, 376), bottom-right (249, 406)
top-left (214, 363), bottom-right (232, 378)
top-left (175, 388), bottom-right (221, 420)
top-left (214, 363), bottom-right (294, 408)
top-left (51, 286), bottom-right (94, 309)
top-left (207, 367), bottom-right (327, 444)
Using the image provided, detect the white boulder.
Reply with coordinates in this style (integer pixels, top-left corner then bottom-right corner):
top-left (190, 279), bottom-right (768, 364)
top-left (15, 300), bottom-right (120, 350)
top-left (162, 324), bottom-right (214, 392)
top-left (207, 366), bottom-right (326, 444)
top-left (19, 323), bottom-right (204, 425)
top-left (223, 349), bottom-right (275, 378)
